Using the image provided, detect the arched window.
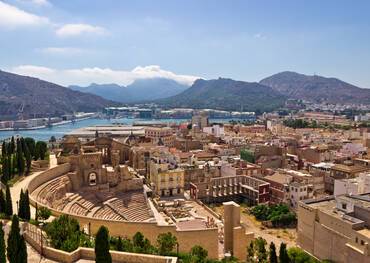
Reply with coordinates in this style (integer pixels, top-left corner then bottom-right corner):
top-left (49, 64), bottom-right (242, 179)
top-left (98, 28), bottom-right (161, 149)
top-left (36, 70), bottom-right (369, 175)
top-left (89, 172), bottom-right (97, 186)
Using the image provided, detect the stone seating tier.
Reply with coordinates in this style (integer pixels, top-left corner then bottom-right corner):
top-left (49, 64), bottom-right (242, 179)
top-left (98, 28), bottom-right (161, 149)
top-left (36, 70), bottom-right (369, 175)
top-left (32, 176), bottom-right (154, 222)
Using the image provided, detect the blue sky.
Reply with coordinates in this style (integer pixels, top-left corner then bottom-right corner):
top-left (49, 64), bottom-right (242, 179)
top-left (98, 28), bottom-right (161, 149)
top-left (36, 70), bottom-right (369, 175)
top-left (1, 0), bottom-right (370, 87)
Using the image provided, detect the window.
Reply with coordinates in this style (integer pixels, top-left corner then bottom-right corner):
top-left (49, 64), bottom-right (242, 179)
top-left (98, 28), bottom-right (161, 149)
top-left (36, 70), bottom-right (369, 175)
top-left (356, 237), bottom-right (358, 243)
top-left (361, 240), bottom-right (365, 245)
top-left (88, 172), bottom-right (97, 186)
top-left (342, 203), bottom-right (347, 210)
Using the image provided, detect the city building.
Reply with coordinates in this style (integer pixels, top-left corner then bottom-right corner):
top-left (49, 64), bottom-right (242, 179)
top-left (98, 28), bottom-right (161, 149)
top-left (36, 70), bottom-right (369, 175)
top-left (298, 194), bottom-right (370, 263)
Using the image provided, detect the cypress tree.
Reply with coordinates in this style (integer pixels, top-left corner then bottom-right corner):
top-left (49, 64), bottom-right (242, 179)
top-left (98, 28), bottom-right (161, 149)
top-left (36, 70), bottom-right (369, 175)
top-left (1, 156), bottom-right (9, 183)
top-left (10, 137), bottom-right (15, 155)
top-left (0, 191), bottom-right (5, 214)
top-left (0, 222), bottom-right (5, 263)
top-left (269, 242), bottom-right (278, 263)
top-left (95, 226), bottom-right (112, 263)
top-left (1, 142), bottom-right (6, 158)
top-left (11, 155), bottom-right (16, 178)
top-left (23, 143), bottom-right (31, 175)
top-left (24, 138), bottom-right (35, 160)
top-left (23, 190), bottom-right (30, 221)
top-left (16, 139), bottom-right (25, 176)
top-left (279, 243), bottom-right (290, 263)
top-left (35, 141), bottom-right (47, 160)
top-left (5, 185), bottom-right (13, 216)
top-left (18, 190), bottom-right (24, 219)
top-left (7, 215), bottom-right (27, 263)
top-left (116, 237), bottom-right (123, 251)
top-left (7, 157), bottom-right (12, 180)
top-left (18, 235), bottom-right (27, 263)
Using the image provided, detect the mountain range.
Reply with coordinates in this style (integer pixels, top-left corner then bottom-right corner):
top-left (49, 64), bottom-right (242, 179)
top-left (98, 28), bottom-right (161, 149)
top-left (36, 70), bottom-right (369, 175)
top-left (1, 69), bottom-right (370, 120)
top-left (155, 72), bottom-right (370, 111)
top-left (260, 71), bottom-right (370, 104)
top-left (156, 78), bottom-right (287, 112)
top-left (69, 78), bottom-right (188, 103)
top-left (0, 70), bottom-right (116, 120)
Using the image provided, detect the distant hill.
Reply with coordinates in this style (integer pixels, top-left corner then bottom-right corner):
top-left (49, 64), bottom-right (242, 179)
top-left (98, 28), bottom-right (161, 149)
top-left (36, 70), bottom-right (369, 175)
top-left (156, 78), bottom-right (287, 112)
top-left (0, 70), bottom-right (116, 120)
top-left (260, 71), bottom-right (370, 104)
top-left (70, 78), bottom-right (188, 103)
top-left (69, 83), bottom-right (129, 102)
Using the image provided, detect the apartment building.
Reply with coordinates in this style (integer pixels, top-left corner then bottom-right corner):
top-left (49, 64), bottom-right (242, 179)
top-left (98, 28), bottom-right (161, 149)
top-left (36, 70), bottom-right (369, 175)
top-left (149, 157), bottom-right (185, 197)
top-left (297, 194), bottom-right (370, 263)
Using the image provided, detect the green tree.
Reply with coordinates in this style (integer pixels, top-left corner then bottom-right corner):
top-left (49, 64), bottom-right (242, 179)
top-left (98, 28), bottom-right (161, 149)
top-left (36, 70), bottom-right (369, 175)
top-left (132, 232), bottom-right (153, 254)
top-left (240, 149), bottom-right (255, 163)
top-left (288, 247), bottom-right (319, 263)
top-left (37, 207), bottom-right (51, 222)
top-left (9, 137), bottom-right (15, 155)
top-left (46, 215), bottom-right (81, 252)
top-left (18, 190), bottom-right (30, 221)
top-left (1, 142), bottom-right (6, 158)
top-left (7, 215), bottom-right (27, 263)
top-left (18, 190), bottom-right (24, 219)
top-left (23, 140), bottom-right (31, 175)
top-left (269, 242), bottom-right (278, 263)
top-left (24, 138), bottom-right (36, 160)
top-left (133, 232), bottom-right (145, 249)
top-left (95, 226), bottom-right (112, 263)
top-left (190, 245), bottom-right (208, 263)
top-left (157, 232), bottom-right (177, 256)
top-left (279, 243), bottom-right (290, 263)
top-left (255, 237), bottom-right (267, 262)
top-left (5, 185), bottom-right (13, 216)
top-left (246, 241), bottom-right (255, 263)
top-left (23, 190), bottom-right (30, 220)
top-left (1, 155), bottom-right (9, 183)
top-left (15, 138), bottom-right (25, 176)
top-left (0, 222), bottom-right (5, 263)
top-left (116, 236), bottom-right (124, 251)
top-left (35, 141), bottom-right (48, 160)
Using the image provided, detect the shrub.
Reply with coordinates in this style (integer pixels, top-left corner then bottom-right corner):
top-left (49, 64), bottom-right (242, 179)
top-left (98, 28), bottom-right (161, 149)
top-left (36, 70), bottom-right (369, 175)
top-left (45, 215), bottom-right (82, 252)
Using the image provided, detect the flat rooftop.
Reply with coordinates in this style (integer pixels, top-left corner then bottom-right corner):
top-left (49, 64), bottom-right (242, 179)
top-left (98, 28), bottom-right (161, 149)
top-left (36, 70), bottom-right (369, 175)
top-left (68, 125), bottom-right (145, 137)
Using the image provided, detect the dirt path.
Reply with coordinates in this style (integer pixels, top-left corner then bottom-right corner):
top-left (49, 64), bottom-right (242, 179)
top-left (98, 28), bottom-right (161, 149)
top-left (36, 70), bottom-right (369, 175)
top-left (10, 154), bottom-right (57, 217)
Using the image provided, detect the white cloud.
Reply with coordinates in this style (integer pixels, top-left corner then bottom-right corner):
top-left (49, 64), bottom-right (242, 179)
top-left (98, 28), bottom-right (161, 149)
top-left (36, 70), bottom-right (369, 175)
top-left (253, 33), bottom-right (267, 39)
top-left (56, 23), bottom-right (106, 37)
top-left (11, 65), bottom-right (56, 82)
top-left (10, 65), bottom-right (199, 86)
top-left (0, 1), bottom-right (49, 28)
top-left (30, 0), bottom-right (50, 6)
top-left (37, 47), bottom-right (86, 55)
top-left (17, 0), bottom-right (51, 6)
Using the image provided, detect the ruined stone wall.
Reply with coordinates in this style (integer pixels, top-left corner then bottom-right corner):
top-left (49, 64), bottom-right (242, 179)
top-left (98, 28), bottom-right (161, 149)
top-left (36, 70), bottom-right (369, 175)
top-left (28, 165), bottom-right (219, 259)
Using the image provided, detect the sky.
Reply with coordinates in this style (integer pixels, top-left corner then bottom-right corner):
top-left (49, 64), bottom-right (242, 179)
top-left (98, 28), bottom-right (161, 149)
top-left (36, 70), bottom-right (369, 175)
top-left (1, 0), bottom-right (370, 87)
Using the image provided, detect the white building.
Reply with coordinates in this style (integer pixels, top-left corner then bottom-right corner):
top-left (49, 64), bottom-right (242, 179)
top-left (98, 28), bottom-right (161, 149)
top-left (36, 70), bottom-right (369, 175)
top-left (203, 124), bottom-right (225, 137)
top-left (289, 182), bottom-right (311, 209)
top-left (334, 173), bottom-right (370, 196)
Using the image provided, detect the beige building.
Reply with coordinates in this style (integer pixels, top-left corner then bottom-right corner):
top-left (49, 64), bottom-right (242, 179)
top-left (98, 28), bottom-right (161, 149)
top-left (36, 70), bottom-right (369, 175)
top-left (297, 194), bottom-right (370, 263)
top-left (145, 127), bottom-right (175, 147)
top-left (223, 201), bottom-right (254, 260)
top-left (149, 158), bottom-right (185, 197)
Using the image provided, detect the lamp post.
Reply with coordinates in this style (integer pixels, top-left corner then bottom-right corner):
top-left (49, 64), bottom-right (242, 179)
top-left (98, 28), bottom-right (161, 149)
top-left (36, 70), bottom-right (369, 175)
top-left (16, 200), bottom-right (19, 214)
top-left (176, 242), bottom-right (179, 256)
